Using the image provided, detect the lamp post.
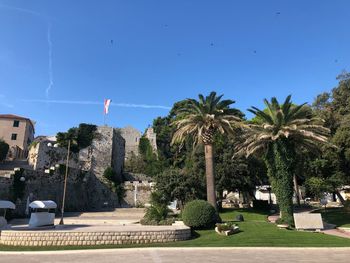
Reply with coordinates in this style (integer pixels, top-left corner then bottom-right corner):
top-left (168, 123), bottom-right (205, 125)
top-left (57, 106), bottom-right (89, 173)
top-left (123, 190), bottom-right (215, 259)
top-left (59, 140), bottom-right (70, 225)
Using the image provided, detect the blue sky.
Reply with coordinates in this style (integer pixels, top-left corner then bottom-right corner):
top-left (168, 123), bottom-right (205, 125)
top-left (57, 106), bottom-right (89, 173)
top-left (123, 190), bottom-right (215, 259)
top-left (0, 0), bottom-right (349, 136)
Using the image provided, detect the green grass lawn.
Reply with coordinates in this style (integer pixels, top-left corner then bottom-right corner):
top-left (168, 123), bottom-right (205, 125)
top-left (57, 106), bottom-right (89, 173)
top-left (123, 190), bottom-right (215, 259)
top-left (316, 207), bottom-right (350, 227)
top-left (1, 208), bottom-right (350, 251)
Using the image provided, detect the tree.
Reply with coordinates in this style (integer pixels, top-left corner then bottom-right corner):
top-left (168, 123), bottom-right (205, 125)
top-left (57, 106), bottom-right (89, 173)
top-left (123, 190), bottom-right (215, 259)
top-left (154, 167), bottom-right (206, 209)
top-left (310, 76), bottom-right (350, 204)
top-left (235, 95), bottom-right (330, 224)
top-left (56, 123), bottom-right (97, 153)
top-left (214, 133), bottom-right (267, 204)
top-left (171, 91), bottom-right (243, 209)
top-left (0, 139), bottom-right (9, 162)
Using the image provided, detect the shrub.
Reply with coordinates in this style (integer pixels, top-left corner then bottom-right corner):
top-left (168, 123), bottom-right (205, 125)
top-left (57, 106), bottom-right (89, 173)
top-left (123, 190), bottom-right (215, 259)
top-left (182, 200), bottom-right (217, 229)
top-left (0, 139), bottom-right (9, 162)
top-left (103, 167), bottom-right (117, 182)
top-left (56, 123), bottom-right (97, 153)
top-left (11, 169), bottom-right (25, 201)
top-left (252, 200), bottom-right (270, 210)
top-left (344, 200), bottom-right (350, 212)
top-left (141, 191), bottom-right (170, 225)
top-left (103, 167), bottom-right (125, 205)
top-left (140, 218), bottom-right (174, 226)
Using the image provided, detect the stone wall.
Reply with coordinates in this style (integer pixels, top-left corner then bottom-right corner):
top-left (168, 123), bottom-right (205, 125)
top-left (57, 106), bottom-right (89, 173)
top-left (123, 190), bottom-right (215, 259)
top-left (80, 126), bottom-right (125, 210)
top-left (8, 169), bottom-right (90, 216)
top-left (0, 177), bottom-right (12, 200)
top-left (122, 173), bottom-right (153, 207)
top-left (123, 181), bottom-right (153, 207)
top-left (145, 127), bottom-right (157, 153)
top-left (28, 126), bottom-right (124, 180)
top-left (0, 226), bottom-right (191, 246)
top-left (112, 129), bottom-right (125, 177)
top-left (120, 126), bottom-right (142, 159)
top-left (1, 167), bottom-right (125, 217)
top-left (28, 140), bottom-right (79, 171)
top-left (87, 126), bottom-right (124, 181)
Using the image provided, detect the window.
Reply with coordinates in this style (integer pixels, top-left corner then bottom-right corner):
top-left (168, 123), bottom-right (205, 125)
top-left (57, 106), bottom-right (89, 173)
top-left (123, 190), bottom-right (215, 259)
top-left (11, 133), bottom-right (17, 140)
top-left (13, 120), bottom-right (19, 127)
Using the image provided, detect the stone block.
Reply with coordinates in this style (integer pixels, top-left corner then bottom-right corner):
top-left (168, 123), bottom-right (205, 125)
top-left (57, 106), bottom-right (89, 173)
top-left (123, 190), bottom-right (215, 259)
top-left (294, 213), bottom-right (324, 230)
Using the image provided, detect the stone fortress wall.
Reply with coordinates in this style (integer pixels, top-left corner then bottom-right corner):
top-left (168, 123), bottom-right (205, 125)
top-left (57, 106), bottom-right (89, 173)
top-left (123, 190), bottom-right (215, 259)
top-left (120, 126), bottom-right (141, 159)
top-left (2, 126), bottom-right (127, 215)
top-left (120, 126), bottom-right (157, 159)
top-left (1, 125), bottom-right (158, 213)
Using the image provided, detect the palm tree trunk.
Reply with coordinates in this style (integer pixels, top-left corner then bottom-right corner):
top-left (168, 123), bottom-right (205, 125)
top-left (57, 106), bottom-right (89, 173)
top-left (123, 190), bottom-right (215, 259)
top-left (204, 144), bottom-right (217, 210)
top-left (293, 174), bottom-right (301, 206)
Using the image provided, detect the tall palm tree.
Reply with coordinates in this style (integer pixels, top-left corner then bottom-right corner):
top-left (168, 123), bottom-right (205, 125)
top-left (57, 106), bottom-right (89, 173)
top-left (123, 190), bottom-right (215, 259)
top-left (235, 95), bottom-right (330, 223)
top-left (171, 92), bottom-right (243, 209)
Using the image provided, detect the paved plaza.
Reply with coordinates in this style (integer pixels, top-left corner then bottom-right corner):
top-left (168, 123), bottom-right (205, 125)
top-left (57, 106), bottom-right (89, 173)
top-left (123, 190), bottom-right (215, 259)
top-left (1, 247), bottom-right (350, 263)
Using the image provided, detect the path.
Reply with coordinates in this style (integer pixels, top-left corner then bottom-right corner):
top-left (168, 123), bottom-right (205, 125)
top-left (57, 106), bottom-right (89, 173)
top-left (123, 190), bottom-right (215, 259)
top-left (9, 208), bottom-right (146, 226)
top-left (1, 247), bottom-right (350, 263)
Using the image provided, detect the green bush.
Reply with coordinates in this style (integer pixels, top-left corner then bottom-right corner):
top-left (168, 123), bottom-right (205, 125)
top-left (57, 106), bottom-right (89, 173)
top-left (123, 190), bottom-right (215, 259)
top-left (144, 205), bottom-right (169, 222)
top-left (141, 191), bottom-right (170, 225)
top-left (139, 218), bottom-right (174, 226)
top-left (103, 167), bottom-right (117, 181)
top-left (0, 139), bottom-right (9, 162)
top-left (252, 200), bottom-right (270, 210)
top-left (11, 169), bottom-right (25, 201)
top-left (182, 200), bottom-right (217, 229)
top-left (56, 123), bottom-right (97, 153)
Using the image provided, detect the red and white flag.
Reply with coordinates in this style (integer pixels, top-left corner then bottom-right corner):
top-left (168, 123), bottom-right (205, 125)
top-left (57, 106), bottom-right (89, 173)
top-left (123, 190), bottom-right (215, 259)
top-left (104, 99), bottom-right (111, 114)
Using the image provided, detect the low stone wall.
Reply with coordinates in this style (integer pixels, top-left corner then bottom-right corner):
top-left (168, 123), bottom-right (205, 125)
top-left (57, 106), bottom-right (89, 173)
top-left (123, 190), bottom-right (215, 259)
top-left (0, 227), bottom-right (191, 246)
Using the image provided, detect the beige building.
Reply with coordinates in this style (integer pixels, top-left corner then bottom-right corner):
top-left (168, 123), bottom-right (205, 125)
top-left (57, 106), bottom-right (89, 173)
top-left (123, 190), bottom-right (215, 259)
top-left (0, 114), bottom-right (35, 159)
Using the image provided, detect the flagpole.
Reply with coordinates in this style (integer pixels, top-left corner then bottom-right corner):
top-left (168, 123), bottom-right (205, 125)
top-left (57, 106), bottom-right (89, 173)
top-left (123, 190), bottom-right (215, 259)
top-left (103, 99), bottom-right (111, 127)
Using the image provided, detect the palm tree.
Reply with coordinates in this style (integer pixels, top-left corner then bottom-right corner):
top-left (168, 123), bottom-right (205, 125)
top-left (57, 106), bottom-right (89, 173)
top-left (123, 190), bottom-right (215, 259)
top-left (171, 92), bottom-right (243, 209)
top-left (235, 95), bottom-right (330, 224)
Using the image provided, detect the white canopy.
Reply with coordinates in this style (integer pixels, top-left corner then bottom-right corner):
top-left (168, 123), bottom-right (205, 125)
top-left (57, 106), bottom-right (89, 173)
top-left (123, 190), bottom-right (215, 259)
top-left (29, 200), bottom-right (57, 209)
top-left (0, 200), bottom-right (16, 210)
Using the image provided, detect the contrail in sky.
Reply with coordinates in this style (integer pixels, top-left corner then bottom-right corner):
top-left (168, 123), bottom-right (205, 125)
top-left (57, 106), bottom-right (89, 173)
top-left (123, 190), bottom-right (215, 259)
top-left (0, 94), bottom-right (14, 108)
top-left (20, 99), bottom-right (171, 110)
top-left (46, 23), bottom-right (53, 98)
top-left (0, 4), bottom-right (43, 17)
